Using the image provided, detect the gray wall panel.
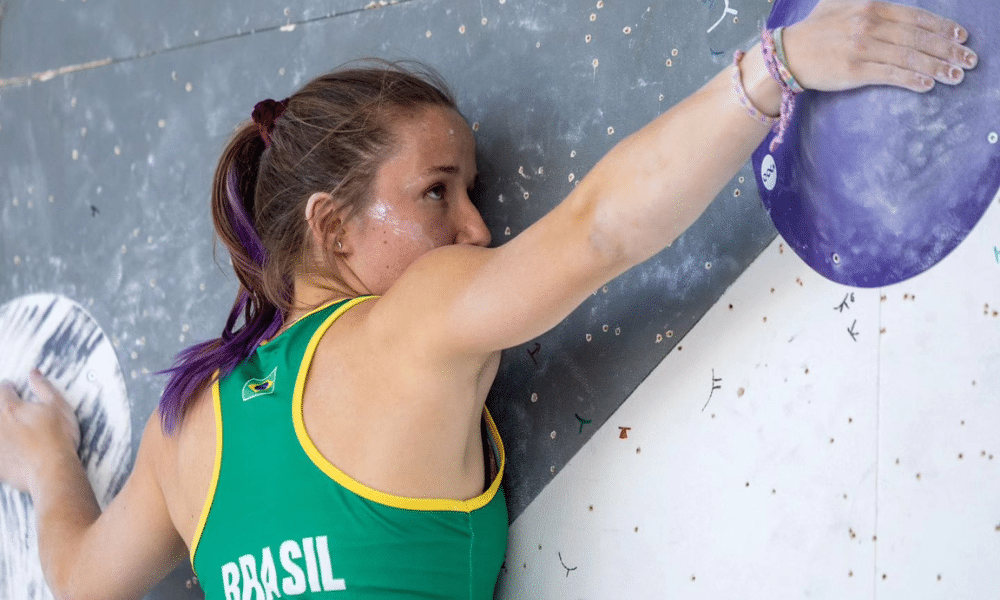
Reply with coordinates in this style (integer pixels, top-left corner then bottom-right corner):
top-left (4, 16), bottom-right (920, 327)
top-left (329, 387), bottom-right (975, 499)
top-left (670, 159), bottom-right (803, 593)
top-left (1, 1), bottom-right (778, 597)
top-left (0, 0), bottom-right (398, 81)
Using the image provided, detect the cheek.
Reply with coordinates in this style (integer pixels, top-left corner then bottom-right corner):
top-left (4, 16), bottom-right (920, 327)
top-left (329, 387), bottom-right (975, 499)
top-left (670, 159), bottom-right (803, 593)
top-left (421, 219), bottom-right (453, 247)
top-left (364, 200), bottom-right (432, 248)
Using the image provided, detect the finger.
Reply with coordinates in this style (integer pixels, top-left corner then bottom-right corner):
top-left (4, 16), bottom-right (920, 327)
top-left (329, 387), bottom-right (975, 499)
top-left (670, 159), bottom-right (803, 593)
top-left (0, 380), bottom-right (21, 403)
top-left (868, 19), bottom-right (978, 71)
top-left (872, 1), bottom-right (968, 43)
top-left (854, 60), bottom-right (935, 93)
top-left (0, 381), bottom-right (25, 423)
top-left (28, 369), bottom-right (64, 405)
top-left (864, 39), bottom-right (966, 86)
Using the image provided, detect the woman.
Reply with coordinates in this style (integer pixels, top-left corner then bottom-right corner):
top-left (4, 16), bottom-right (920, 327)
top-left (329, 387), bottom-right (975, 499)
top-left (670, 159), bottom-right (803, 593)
top-left (0, 1), bottom-right (978, 598)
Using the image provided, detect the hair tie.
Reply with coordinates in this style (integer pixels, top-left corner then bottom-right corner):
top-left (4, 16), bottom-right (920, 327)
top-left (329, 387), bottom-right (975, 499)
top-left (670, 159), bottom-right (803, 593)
top-left (251, 97), bottom-right (290, 148)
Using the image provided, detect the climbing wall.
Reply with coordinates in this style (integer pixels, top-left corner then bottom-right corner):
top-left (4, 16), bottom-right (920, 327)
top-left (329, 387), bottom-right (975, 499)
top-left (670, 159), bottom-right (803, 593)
top-left (1, 0), bottom-right (997, 598)
top-left (500, 205), bottom-right (1000, 597)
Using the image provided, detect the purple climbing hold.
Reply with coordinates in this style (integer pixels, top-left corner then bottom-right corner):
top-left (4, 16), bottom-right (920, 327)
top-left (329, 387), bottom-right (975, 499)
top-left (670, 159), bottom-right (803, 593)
top-left (753, 0), bottom-right (1000, 288)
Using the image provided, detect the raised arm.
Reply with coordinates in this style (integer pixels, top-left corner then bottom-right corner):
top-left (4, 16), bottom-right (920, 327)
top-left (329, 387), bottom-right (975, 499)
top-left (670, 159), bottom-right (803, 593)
top-left (375, 0), bottom-right (976, 361)
top-left (0, 372), bottom-right (188, 600)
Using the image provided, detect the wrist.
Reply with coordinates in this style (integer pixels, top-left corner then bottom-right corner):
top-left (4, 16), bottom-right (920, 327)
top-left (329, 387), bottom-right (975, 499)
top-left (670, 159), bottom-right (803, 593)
top-left (739, 44), bottom-right (782, 119)
top-left (28, 448), bottom-right (84, 499)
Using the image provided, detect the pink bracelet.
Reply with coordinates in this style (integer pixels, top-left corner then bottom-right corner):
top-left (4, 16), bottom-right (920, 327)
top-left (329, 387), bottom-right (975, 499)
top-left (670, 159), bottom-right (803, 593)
top-left (760, 27), bottom-right (802, 152)
top-left (732, 50), bottom-right (778, 128)
top-left (772, 27), bottom-right (805, 94)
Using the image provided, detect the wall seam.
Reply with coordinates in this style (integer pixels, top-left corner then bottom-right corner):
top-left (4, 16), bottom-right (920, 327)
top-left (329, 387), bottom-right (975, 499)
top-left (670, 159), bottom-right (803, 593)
top-left (0, 0), bottom-right (423, 90)
top-left (873, 291), bottom-right (883, 600)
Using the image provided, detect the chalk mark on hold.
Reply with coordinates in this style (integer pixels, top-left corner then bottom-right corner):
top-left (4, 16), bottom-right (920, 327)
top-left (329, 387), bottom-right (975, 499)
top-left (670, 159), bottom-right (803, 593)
top-left (707, 0), bottom-right (738, 34)
top-left (558, 552), bottom-right (577, 577)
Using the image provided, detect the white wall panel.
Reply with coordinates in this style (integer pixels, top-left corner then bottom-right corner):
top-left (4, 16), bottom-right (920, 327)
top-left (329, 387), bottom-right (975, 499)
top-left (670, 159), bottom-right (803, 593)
top-left (499, 195), bottom-right (1000, 599)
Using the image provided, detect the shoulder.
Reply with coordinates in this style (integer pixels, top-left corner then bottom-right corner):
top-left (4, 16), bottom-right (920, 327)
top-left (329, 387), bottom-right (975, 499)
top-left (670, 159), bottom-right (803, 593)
top-left (170, 381), bottom-right (218, 461)
top-left (361, 244), bottom-right (496, 354)
top-left (150, 384), bottom-right (216, 495)
top-left (143, 382), bottom-right (218, 544)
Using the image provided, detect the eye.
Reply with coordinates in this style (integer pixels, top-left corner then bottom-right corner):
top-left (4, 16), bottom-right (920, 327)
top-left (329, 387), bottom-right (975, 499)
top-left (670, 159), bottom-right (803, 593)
top-left (426, 183), bottom-right (446, 201)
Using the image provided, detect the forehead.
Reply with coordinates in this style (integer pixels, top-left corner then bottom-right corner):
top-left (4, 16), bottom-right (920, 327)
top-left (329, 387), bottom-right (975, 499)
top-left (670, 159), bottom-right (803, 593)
top-left (383, 106), bottom-right (476, 172)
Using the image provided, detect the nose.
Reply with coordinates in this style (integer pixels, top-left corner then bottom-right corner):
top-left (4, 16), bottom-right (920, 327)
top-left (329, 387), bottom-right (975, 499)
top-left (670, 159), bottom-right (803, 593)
top-left (455, 195), bottom-right (492, 247)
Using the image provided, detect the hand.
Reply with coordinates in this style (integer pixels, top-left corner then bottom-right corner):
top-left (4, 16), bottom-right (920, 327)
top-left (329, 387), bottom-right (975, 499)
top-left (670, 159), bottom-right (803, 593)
top-left (783, 0), bottom-right (978, 93)
top-left (0, 370), bottom-right (81, 494)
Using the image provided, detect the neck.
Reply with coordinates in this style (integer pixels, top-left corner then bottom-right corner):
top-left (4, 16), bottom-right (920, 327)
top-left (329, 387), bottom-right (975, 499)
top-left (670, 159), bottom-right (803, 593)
top-left (284, 273), bottom-right (355, 328)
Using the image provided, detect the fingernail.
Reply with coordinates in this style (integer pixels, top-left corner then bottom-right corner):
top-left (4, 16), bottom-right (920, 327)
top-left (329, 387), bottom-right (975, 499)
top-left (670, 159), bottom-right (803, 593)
top-left (965, 52), bottom-right (978, 68)
top-left (954, 26), bottom-right (966, 41)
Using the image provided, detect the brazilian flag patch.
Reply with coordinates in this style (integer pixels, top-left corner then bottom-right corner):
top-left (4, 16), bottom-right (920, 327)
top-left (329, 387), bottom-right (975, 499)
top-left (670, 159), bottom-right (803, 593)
top-left (242, 366), bottom-right (278, 401)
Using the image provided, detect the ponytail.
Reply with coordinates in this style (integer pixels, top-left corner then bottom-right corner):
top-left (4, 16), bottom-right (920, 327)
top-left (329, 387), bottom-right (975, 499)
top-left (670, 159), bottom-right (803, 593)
top-left (156, 123), bottom-right (285, 434)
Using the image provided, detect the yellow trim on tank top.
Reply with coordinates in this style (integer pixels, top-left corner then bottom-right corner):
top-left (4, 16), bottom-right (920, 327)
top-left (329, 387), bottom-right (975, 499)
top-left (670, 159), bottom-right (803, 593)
top-left (190, 297), bottom-right (375, 571)
top-left (189, 372), bottom-right (225, 573)
top-left (292, 296), bottom-right (507, 513)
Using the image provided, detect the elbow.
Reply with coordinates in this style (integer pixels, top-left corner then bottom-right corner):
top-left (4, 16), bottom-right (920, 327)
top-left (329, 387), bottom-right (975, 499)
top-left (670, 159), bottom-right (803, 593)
top-left (48, 576), bottom-right (74, 600)
top-left (47, 565), bottom-right (98, 600)
top-left (580, 148), bottom-right (675, 268)
top-left (47, 572), bottom-right (76, 600)
top-left (587, 209), bottom-right (630, 267)
top-left (51, 585), bottom-right (102, 600)
top-left (587, 193), bottom-right (650, 270)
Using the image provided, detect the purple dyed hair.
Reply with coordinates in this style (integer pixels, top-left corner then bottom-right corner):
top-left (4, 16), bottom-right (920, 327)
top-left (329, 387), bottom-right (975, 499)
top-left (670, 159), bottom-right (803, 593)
top-left (156, 60), bottom-right (458, 434)
top-left (156, 168), bottom-right (284, 432)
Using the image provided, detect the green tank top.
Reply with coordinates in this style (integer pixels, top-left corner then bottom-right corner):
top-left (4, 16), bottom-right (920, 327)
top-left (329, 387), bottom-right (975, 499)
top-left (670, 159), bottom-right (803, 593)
top-left (190, 297), bottom-right (508, 599)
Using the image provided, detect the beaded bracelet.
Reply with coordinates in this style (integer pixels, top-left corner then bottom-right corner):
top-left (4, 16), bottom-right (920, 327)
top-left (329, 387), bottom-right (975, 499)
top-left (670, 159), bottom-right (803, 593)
top-left (760, 27), bottom-right (802, 152)
top-left (772, 27), bottom-right (805, 94)
top-left (732, 50), bottom-right (778, 128)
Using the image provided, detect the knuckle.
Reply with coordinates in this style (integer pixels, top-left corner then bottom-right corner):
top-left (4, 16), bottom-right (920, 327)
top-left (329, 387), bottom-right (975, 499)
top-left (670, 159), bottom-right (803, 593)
top-left (851, 15), bottom-right (876, 39)
top-left (0, 399), bottom-right (19, 419)
top-left (859, 0), bottom-right (880, 18)
top-left (850, 33), bottom-right (869, 54)
top-left (883, 63), bottom-right (902, 84)
top-left (845, 59), bottom-right (863, 80)
top-left (910, 7), bottom-right (932, 29)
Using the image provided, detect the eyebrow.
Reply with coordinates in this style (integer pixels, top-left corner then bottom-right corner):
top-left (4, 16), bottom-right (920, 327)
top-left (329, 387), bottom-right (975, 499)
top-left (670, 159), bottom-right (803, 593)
top-left (424, 165), bottom-right (460, 176)
top-left (424, 165), bottom-right (479, 186)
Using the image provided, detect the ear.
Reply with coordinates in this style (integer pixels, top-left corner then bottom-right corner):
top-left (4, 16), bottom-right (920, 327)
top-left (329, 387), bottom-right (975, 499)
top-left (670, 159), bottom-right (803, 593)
top-left (304, 192), bottom-right (346, 256)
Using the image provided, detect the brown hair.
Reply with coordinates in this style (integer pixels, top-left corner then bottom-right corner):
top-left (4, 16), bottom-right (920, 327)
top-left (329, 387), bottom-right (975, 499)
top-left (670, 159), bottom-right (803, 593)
top-left (158, 59), bottom-right (459, 433)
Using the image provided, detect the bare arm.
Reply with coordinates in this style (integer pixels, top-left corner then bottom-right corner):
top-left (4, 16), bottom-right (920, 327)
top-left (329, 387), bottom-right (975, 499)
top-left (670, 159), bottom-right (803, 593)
top-left (0, 374), bottom-right (187, 600)
top-left (374, 0), bottom-right (976, 364)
